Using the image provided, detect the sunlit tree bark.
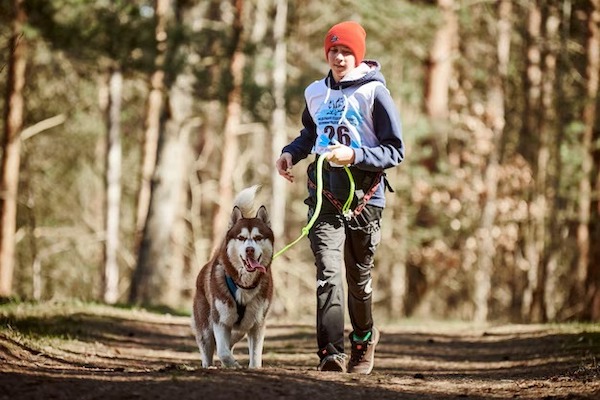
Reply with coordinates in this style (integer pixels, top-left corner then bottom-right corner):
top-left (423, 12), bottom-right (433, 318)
top-left (102, 66), bottom-right (123, 304)
top-left (129, 1), bottom-right (199, 307)
top-left (521, 0), bottom-right (543, 320)
top-left (529, 2), bottom-right (560, 323)
top-left (135, 0), bottom-right (170, 252)
top-left (211, 0), bottom-right (246, 248)
top-left (0, 0), bottom-right (27, 297)
top-left (130, 77), bottom-right (195, 307)
top-left (539, 2), bottom-right (562, 321)
top-left (474, 0), bottom-right (511, 323)
top-left (424, 0), bottom-right (457, 120)
top-left (581, 0), bottom-right (600, 321)
top-left (270, 0), bottom-right (288, 240)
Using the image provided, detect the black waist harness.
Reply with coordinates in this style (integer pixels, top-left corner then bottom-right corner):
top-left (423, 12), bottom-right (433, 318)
top-left (307, 162), bottom-right (389, 218)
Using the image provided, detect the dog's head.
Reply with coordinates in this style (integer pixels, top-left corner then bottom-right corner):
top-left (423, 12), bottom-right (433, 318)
top-left (226, 205), bottom-right (274, 278)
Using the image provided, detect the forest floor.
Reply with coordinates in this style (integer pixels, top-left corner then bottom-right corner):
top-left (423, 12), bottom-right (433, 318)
top-left (0, 302), bottom-right (599, 400)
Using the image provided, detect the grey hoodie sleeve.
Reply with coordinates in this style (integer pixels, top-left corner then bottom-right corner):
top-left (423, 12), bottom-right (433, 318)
top-left (281, 104), bottom-right (316, 165)
top-left (352, 85), bottom-right (404, 171)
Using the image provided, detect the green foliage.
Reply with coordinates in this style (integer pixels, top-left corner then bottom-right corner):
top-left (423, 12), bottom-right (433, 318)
top-left (26, 0), bottom-right (156, 71)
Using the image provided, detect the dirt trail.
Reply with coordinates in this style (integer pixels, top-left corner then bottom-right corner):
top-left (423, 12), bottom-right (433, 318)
top-left (0, 304), bottom-right (598, 399)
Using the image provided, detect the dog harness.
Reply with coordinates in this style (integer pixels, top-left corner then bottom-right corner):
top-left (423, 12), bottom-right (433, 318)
top-left (225, 275), bottom-right (246, 325)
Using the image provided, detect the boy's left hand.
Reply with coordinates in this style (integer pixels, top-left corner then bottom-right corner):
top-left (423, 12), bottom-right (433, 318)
top-left (326, 143), bottom-right (355, 165)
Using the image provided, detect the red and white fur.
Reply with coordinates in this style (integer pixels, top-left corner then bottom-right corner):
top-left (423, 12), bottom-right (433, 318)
top-left (192, 185), bottom-right (274, 368)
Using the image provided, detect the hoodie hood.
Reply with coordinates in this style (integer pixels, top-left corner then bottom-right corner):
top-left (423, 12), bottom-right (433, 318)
top-left (326, 60), bottom-right (386, 90)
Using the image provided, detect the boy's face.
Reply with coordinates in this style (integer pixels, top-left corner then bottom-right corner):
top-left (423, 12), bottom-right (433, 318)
top-left (327, 45), bottom-right (357, 82)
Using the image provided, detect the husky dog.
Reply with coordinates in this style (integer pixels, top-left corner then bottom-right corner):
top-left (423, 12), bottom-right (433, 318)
top-left (192, 185), bottom-right (274, 368)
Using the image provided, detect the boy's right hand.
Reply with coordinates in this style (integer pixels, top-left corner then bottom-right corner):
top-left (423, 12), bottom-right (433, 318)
top-left (276, 153), bottom-right (294, 182)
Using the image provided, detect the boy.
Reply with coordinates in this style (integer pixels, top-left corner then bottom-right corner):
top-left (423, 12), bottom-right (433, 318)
top-left (275, 21), bottom-right (404, 374)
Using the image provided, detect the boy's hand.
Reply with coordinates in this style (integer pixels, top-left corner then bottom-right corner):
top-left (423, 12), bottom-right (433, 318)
top-left (276, 152), bottom-right (295, 182)
top-left (326, 143), bottom-right (355, 165)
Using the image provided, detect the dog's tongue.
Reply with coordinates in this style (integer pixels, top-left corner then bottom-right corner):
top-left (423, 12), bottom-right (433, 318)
top-left (246, 258), bottom-right (266, 273)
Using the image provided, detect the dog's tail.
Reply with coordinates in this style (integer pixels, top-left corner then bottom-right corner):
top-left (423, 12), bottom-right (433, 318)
top-left (233, 185), bottom-right (261, 218)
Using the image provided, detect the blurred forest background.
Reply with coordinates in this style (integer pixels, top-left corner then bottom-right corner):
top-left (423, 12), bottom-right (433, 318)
top-left (1, 0), bottom-right (600, 324)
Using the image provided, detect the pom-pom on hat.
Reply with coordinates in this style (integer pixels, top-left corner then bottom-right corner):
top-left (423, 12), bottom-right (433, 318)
top-left (324, 21), bottom-right (367, 64)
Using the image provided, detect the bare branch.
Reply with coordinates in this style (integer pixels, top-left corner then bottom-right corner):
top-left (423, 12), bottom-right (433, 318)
top-left (21, 114), bottom-right (67, 141)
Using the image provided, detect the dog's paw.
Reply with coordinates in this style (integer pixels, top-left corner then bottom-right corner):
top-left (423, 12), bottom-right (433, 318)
top-left (220, 357), bottom-right (242, 369)
top-left (226, 361), bottom-right (242, 369)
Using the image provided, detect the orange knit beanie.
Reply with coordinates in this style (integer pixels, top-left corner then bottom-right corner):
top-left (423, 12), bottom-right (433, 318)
top-left (324, 21), bottom-right (367, 64)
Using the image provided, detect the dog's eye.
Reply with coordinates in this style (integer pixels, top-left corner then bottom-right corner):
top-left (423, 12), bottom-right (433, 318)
top-left (236, 235), bottom-right (246, 241)
top-left (254, 235), bottom-right (263, 241)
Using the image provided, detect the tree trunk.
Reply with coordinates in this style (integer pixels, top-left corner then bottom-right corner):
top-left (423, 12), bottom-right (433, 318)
top-left (0, 0), bottom-right (27, 298)
top-left (529, 1), bottom-right (560, 323)
top-left (102, 67), bottom-right (123, 304)
top-left (539, 3), bottom-right (561, 321)
top-left (135, 0), bottom-right (169, 251)
top-left (129, 1), bottom-right (200, 308)
top-left (270, 0), bottom-right (288, 240)
top-left (130, 75), bottom-right (195, 307)
top-left (582, 0), bottom-right (600, 321)
top-left (211, 0), bottom-right (246, 248)
top-left (388, 205), bottom-right (408, 318)
top-left (424, 0), bottom-right (457, 120)
top-left (474, 0), bottom-right (511, 323)
top-left (530, 1), bottom-right (558, 322)
top-left (521, 0), bottom-right (543, 320)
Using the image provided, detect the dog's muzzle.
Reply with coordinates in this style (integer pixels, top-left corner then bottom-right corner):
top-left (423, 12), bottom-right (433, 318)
top-left (241, 247), bottom-right (267, 273)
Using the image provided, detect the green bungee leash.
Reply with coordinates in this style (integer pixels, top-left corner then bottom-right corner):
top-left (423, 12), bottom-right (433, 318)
top-left (273, 152), bottom-right (355, 259)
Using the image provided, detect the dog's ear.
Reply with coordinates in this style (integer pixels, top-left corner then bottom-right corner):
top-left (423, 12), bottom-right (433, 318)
top-left (256, 205), bottom-right (270, 227)
top-left (229, 206), bottom-right (244, 228)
